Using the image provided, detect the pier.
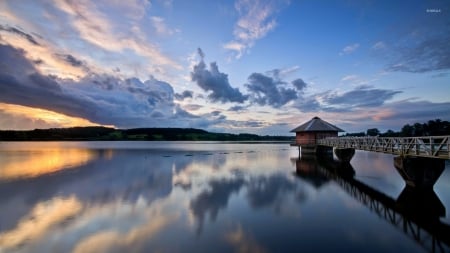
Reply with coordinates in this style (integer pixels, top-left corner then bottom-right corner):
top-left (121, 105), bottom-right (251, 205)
top-left (291, 117), bottom-right (449, 189)
top-left (317, 136), bottom-right (450, 159)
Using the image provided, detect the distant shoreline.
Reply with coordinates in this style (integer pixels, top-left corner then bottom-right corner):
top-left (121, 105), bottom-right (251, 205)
top-left (0, 126), bottom-right (293, 142)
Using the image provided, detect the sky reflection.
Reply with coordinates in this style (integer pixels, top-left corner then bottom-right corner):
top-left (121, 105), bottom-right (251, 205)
top-left (0, 142), bottom-right (448, 253)
top-left (0, 149), bottom-right (97, 180)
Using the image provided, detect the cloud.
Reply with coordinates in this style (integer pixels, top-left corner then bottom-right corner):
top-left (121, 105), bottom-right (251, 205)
top-left (324, 86), bottom-right (401, 108)
top-left (386, 31), bottom-right (450, 72)
top-left (0, 23), bottom-right (87, 79)
top-left (224, 0), bottom-right (288, 59)
top-left (151, 16), bottom-right (178, 36)
top-left (374, 100), bottom-right (450, 122)
top-left (0, 44), bottom-right (196, 128)
top-left (293, 86), bottom-right (402, 112)
top-left (228, 105), bottom-right (247, 112)
top-left (383, 4), bottom-right (450, 73)
top-left (174, 90), bottom-right (193, 101)
top-left (291, 78), bottom-right (307, 91)
top-left (182, 104), bottom-right (203, 111)
top-left (191, 48), bottom-right (247, 103)
top-left (341, 75), bottom-right (358, 82)
top-left (371, 41), bottom-right (386, 50)
top-left (331, 99), bottom-right (450, 133)
top-left (56, 53), bottom-right (86, 69)
top-left (52, 0), bottom-right (180, 69)
top-left (339, 43), bottom-right (359, 55)
top-left (245, 72), bottom-right (297, 107)
top-left (0, 24), bottom-right (40, 46)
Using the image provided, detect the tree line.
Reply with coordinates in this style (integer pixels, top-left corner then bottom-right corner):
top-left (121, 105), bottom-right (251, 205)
top-left (0, 127), bottom-right (292, 141)
top-left (344, 119), bottom-right (450, 137)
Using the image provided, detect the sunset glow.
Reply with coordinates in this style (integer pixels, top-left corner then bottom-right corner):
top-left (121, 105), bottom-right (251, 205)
top-left (0, 103), bottom-right (114, 130)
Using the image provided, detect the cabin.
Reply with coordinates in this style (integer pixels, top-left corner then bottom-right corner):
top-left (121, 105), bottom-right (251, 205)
top-left (290, 116), bottom-right (344, 146)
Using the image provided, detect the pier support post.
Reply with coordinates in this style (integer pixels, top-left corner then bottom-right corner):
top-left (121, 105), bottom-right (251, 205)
top-left (393, 156), bottom-right (445, 189)
top-left (334, 148), bottom-right (355, 163)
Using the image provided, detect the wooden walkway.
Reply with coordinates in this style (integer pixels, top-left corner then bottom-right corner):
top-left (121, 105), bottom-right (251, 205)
top-left (317, 136), bottom-right (450, 159)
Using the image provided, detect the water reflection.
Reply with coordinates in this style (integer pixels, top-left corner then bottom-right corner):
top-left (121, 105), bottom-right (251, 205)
top-left (0, 143), bottom-right (449, 253)
top-left (294, 156), bottom-right (450, 253)
top-left (0, 149), bottom-right (97, 180)
top-left (0, 196), bottom-right (82, 250)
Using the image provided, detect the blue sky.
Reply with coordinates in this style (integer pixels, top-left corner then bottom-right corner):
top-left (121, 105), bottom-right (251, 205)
top-left (0, 0), bottom-right (449, 134)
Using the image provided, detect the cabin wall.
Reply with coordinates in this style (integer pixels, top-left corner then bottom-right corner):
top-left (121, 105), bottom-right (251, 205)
top-left (295, 131), bottom-right (337, 145)
top-left (295, 132), bottom-right (316, 145)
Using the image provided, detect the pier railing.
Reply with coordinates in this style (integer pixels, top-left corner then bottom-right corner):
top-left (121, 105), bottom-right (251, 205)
top-left (317, 136), bottom-right (450, 159)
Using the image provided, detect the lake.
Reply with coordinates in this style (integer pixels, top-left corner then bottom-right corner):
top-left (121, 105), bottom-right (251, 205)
top-left (0, 141), bottom-right (449, 253)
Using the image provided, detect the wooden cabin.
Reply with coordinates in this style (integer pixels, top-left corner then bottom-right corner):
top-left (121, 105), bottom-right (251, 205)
top-left (290, 116), bottom-right (344, 145)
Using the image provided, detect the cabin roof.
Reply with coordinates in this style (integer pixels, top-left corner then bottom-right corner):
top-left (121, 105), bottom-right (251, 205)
top-left (290, 116), bottom-right (344, 133)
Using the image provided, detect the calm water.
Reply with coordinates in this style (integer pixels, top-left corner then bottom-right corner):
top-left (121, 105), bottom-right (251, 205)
top-left (0, 141), bottom-right (449, 253)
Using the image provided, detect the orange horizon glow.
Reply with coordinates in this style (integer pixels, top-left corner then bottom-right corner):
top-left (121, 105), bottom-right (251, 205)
top-left (0, 103), bottom-right (115, 129)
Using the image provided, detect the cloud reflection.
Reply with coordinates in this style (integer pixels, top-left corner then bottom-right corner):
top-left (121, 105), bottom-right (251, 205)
top-left (0, 196), bottom-right (82, 251)
top-left (225, 225), bottom-right (267, 253)
top-left (72, 210), bottom-right (176, 253)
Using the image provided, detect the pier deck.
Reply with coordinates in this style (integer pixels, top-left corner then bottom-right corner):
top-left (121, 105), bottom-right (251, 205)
top-left (315, 136), bottom-right (450, 159)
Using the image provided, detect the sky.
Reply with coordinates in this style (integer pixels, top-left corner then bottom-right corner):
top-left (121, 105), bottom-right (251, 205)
top-left (0, 0), bottom-right (449, 134)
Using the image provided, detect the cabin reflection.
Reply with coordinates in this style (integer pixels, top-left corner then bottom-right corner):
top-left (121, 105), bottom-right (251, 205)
top-left (293, 156), bottom-right (450, 253)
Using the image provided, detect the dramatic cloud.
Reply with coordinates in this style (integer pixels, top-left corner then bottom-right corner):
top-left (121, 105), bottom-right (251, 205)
top-left (224, 0), bottom-right (288, 59)
top-left (191, 48), bottom-right (247, 103)
top-left (0, 44), bottom-right (268, 131)
top-left (0, 44), bottom-right (182, 128)
top-left (174, 90), bottom-right (193, 101)
top-left (245, 72), bottom-right (297, 107)
top-left (339, 43), bottom-right (359, 55)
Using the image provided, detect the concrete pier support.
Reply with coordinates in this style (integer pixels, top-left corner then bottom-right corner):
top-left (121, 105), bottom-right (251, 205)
top-left (298, 145), bottom-right (334, 158)
top-left (334, 148), bottom-right (355, 163)
top-left (396, 185), bottom-right (445, 218)
top-left (316, 145), bottom-right (333, 157)
top-left (394, 156), bottom-right (445, 189)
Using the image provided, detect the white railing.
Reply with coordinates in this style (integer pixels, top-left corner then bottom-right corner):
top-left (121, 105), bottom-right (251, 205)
top-left (317, 136), bottom-right (450, 159)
